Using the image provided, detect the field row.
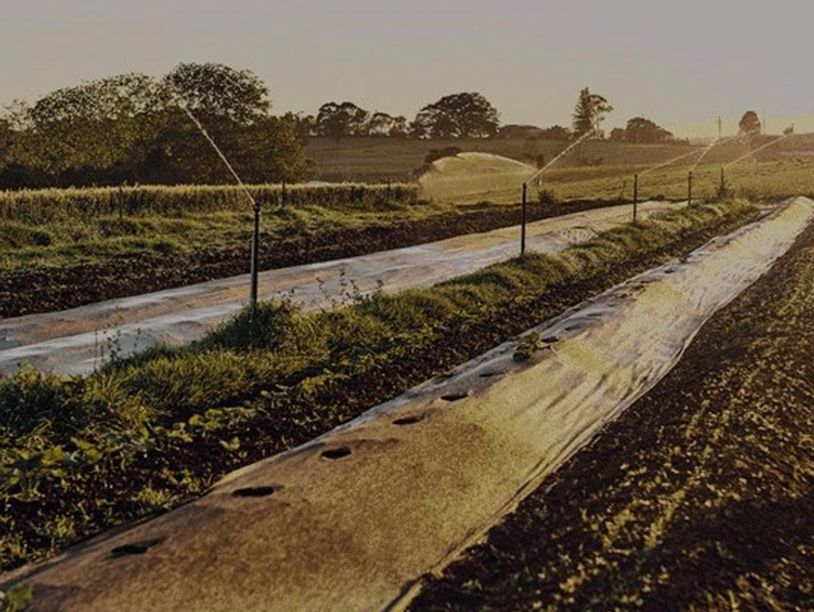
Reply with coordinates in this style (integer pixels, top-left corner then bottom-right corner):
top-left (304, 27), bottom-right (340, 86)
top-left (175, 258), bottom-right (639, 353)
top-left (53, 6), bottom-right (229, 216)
top-left (0, 200), bottom-right (756, 573)
top-left (413, 204), bottom-right (814, 610)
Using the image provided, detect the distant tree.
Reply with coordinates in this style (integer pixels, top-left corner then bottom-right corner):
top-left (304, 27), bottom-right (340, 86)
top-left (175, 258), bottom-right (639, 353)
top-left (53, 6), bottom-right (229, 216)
top-left (282, 111), bottom-right (316, 143)
top-left (368, 112), bottom-right (408, 137)
top-left (571, 88), bottom-right (613, 138)
top-left (539, 125), bottom-right (571, 141)
top-left (784, 124), bottom-right (795, 136)
top-left (316, 102), bottom-right (371, 141)
top-left (609, 127), bottom-right (625, 142)
top-left (738, 111), bottom-right (762, 136)
top-left (411, 92), bottom-right (499, 139)
top-left (163, 63), bottom-right (270, 124)
top-left (623, 117), bottom-right (674, 144)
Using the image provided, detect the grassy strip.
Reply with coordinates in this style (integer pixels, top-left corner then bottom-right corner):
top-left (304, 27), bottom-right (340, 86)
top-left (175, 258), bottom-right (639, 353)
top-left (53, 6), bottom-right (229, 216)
top-left (411, 210), bottom-right (814, 610)
top-left (0, 182), bottom-right (418, 224)
top-left (0, 198), bottom-right (758, 572)
top-left (446, 159), bottom-right (814, 205)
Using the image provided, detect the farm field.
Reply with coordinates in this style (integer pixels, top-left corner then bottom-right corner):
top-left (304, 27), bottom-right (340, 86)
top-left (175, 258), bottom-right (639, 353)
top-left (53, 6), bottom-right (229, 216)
top-left (6, 197), bottom-right (812, 609)
top-left (304, 136), bottom-right (701, 182)
top-left (4, 156), bottom-right (814, 318)
top-left (421, 155), bottom-right (814, 205)
top-left (0, 199), bottom-right (758, 578)
top-left (413, 200), bottom-right (814, 610)
top-left (0, 200), bottom-right (678, 376)
top-left (0, 183), bottom-right (608, 317)
top-left (304, 135), bottom-right (814, 182)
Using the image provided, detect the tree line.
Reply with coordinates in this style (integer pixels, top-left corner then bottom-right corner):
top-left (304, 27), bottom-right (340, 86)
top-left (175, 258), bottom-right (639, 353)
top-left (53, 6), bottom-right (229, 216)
top-left (0, 63), bottom-right (309, 189)
top-left (0, 65), bottom-right (685, 190)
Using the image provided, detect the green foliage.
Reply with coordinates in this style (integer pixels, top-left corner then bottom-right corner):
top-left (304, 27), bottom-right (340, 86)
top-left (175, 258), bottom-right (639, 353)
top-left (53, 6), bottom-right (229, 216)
top-left (411, 92), bottom-right (499, 139)
top-left (0, 63), bottom-right (306, 189)
top-left (572, 88), bottom-right (613, 137)
top-left (538, 189), bottom-right (558, 205)
top-left (0, 583), bottom-right (32, 612)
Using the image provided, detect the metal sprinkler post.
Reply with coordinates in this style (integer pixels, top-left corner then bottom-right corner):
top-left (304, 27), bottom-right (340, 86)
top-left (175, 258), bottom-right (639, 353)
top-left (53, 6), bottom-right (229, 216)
top-left (249, 199), bottom-right (261, 319)
top-left (633, 173), bottom-right (639, 222)
top-left (521, 182), bottom-right (528, 256)
top-left (688, 170), bottom-right (694, 206)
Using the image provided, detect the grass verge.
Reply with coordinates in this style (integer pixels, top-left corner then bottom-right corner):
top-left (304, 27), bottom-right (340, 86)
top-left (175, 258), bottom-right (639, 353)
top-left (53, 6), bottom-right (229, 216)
top-left (0, 198), bottom-right (758, 573)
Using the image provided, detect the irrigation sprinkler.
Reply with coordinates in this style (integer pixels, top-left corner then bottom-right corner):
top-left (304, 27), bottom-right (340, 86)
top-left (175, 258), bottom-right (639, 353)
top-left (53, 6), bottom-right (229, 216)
top-left (169, 90), bottom-right (263, 319)
top-left (688, 171), bottom-right (694, 206)
top-left (249, 200), bottom-right (261, 316)
top-left (521, 182), bottom-right (528, 256)
top-left (633, 173), bottom-right (639, 222)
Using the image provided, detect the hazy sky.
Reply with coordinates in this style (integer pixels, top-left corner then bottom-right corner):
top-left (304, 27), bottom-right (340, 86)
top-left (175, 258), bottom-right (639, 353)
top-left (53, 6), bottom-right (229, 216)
top-left (2, 0), bottom-right (812, 136)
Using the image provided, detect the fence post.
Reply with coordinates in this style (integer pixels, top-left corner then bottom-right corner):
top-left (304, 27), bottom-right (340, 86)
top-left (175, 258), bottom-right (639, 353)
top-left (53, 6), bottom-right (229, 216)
top-left (250, 201), bottom-right (261, 320)
top-left (720, 166), bottom-right (726, 195)
top-left (521, 182), bottom-right (528, 256)
top-left (281, 178), bottom-right (287, 206)
top-left (688, 171), bottom-right (693, 206)
top-left (633, 173), bottom-right (639, 222)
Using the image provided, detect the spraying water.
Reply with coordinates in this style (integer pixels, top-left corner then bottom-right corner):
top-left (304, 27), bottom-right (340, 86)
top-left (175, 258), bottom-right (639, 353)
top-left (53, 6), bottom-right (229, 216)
top-left (526, 128), bottom-right (597, 184)
top-left (690, 133), bottom-right (750, 172)
top-left (173, 99), bottom-right (257, 208)
top-left (168, 85), bottom-right (263, 311)
top-left (725, 132), bottom-right (794, 168)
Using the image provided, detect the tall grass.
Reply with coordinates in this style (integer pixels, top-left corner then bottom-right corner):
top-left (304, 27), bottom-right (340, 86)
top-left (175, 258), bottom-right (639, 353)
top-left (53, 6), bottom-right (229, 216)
top-left (0, 182), bottom-right (418, 224)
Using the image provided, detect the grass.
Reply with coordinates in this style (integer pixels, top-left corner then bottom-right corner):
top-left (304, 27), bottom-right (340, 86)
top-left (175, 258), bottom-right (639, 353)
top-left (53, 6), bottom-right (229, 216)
top-left (0, 197), bottom-right (758, 573)
top-left (424, 158), bottom-right (814, 205)
top-left (0, 183), bottom-right (416, 271)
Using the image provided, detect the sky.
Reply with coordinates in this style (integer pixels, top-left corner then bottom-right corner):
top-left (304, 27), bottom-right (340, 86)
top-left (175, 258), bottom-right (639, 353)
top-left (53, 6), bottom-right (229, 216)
top-left (2, 0), bottom-right (813, 137)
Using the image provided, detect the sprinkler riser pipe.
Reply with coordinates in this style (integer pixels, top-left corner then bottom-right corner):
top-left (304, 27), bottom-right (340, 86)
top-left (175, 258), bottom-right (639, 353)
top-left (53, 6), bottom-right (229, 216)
top-left (250, 204), bottom-right (261, 317)
top-left (521, 182), bottom-right (528, 256)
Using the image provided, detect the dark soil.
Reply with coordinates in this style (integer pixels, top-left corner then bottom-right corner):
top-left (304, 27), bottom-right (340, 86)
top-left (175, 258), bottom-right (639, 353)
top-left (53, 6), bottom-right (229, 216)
top-left (2, 206), bottom-right (754, 575)
top-left (411, 217), bottom-right (814, 609)
top-left (0, 199), bottom-right (627, 318)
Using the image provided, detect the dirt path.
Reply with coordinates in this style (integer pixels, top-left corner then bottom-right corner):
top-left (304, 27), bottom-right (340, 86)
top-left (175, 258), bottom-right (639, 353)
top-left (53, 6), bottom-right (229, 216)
top-left (6, 198), bottom-right (809, 611)
top-left (0, 201), bottom-right (669, 376)
top-left (411, 202), bottom-right (814, 610)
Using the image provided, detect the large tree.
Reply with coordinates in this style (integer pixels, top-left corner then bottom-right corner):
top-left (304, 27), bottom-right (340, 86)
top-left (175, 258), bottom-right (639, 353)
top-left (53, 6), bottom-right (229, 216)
top-left (316, 102), bottom-right (371, 141)
top-left (738, 110), bottom-right (762, 136)
top-left (0, 64), bottom-right (310, 188)
top-left (163, 63), bottom-right (270, 124)
top-left (368, 112), bottom-right (408, 137)
top-left (411, 92), bottom-right (499, 139)
top-left (623, 117), bottom-right (674, 143)
top-left (571, 88), bottom-right (613, 138)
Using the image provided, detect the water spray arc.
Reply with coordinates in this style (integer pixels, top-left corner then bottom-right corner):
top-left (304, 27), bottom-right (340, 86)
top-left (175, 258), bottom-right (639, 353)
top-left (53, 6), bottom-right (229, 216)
top-left (519, 128), bottom-right (599, 255)
top-left (725, 133), bottom-right (793, 168)
top-left (171, 91), bottom-right (263, 317)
